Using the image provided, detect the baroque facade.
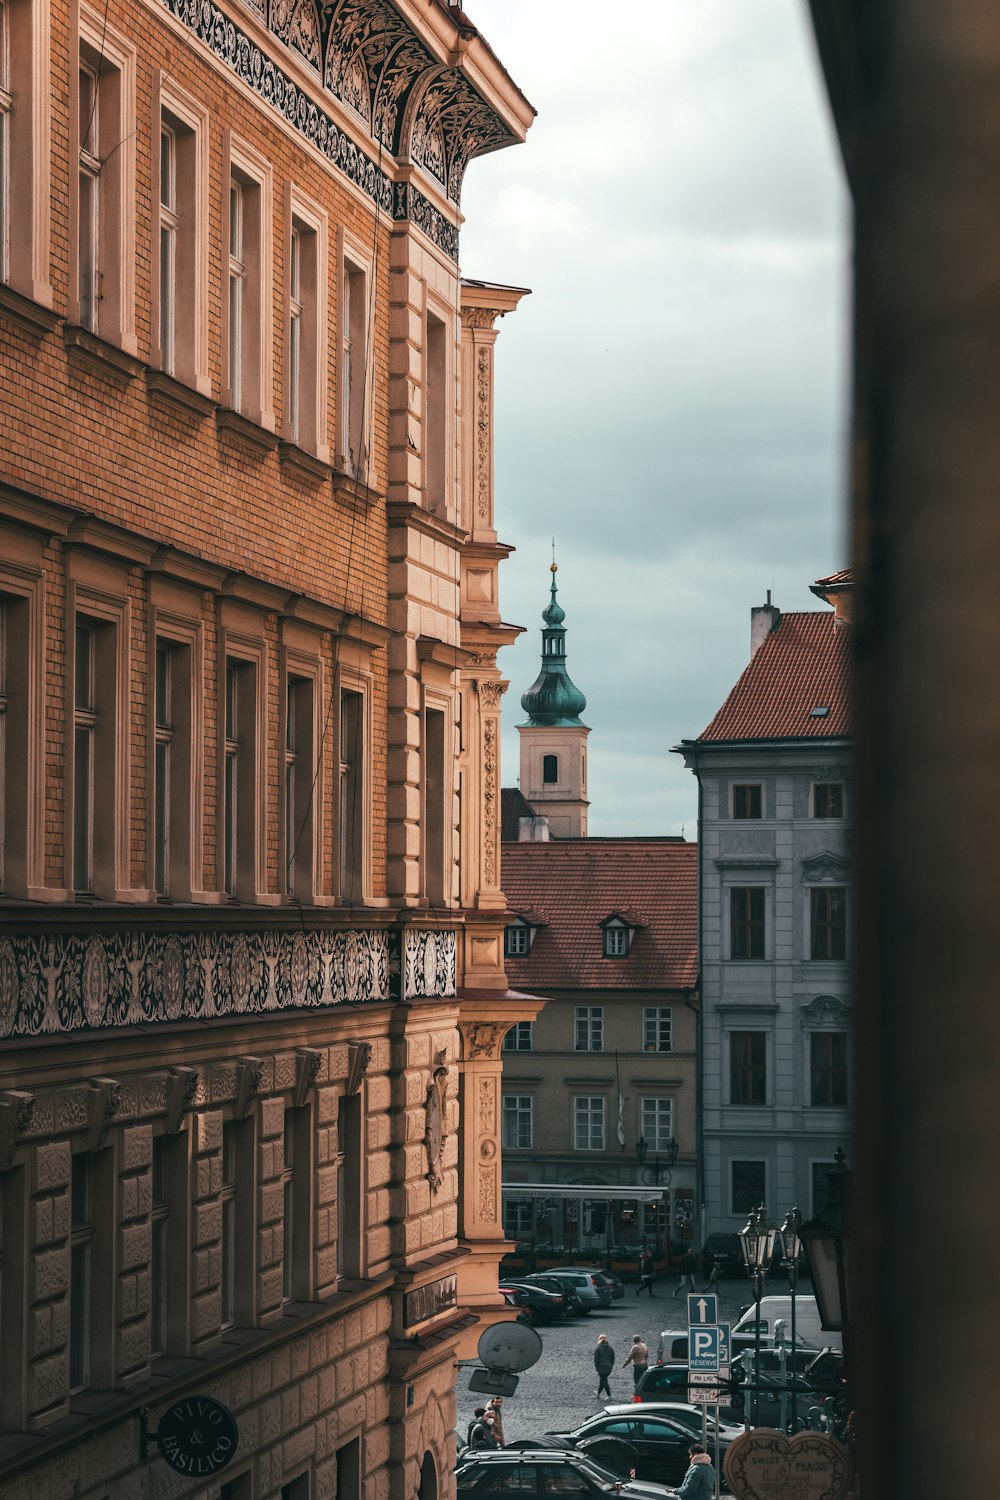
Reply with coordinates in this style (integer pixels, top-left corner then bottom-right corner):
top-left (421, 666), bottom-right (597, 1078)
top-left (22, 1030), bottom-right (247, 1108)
top-left (0, 0), bottom-right (539, 1496)
top-left (676, 573), bottom-right (854, 1239)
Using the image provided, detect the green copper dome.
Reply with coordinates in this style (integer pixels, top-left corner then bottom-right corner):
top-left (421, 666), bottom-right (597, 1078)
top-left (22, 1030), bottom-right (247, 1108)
top-left (520, 565), bottom-right (588, 727)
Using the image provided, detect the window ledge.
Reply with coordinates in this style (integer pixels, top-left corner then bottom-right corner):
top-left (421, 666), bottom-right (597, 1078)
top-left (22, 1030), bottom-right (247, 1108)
top-left (63, 324), bottom-right (143, 382)
top-left (216, 406), bottom-right (279, 452)
top-left (0, 283), bottom-right (60, 339)
top-left (279, 442), bottom-right (333, 482)
top-left (332, 468), bottom-right (383, 507)
top-left (147, 369), bottom-right (216, 418)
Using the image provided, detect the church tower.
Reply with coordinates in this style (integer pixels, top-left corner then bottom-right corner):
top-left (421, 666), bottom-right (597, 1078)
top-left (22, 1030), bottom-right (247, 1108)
top-left (518, 563), bottom-right (590, 836)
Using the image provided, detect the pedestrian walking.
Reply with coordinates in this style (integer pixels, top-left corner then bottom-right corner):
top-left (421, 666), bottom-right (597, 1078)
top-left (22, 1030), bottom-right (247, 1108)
top-left (672, 1250), bottom-right (697, 1299)
top-left (700, 1254), bottom-right (721, 1294)
top-left (637, 1249), bottom-right (656, 1297)
top-left (623, 1334), bottom-right (649, 1389)
top-left (594, 1334), bottom-right (615, 1399)
top-left (666, 1445), bottom-right (715, 1498)
top-left (485, 1397), bottom-right (506, 1446)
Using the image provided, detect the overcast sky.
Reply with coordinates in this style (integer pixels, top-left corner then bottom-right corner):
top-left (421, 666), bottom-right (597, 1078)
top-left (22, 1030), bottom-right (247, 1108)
top-left (458, 0), bottom-right (850, 837)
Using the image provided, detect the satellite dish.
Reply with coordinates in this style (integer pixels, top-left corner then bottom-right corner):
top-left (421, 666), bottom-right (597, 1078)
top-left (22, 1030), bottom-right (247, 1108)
top-left (477, 1321), bottom-right (543, 1374)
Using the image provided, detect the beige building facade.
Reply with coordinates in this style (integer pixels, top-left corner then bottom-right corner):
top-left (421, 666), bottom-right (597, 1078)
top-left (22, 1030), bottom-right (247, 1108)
top-left (0, 0), bottom-right (538, 1497)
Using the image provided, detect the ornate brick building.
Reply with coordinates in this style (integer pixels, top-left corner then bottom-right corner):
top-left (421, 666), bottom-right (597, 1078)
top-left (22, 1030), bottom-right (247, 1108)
top-left (0, 0), bottom-right (537, 1495)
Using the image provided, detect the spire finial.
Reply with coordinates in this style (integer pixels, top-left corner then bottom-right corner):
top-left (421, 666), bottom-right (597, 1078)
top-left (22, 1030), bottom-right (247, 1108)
top-left (551, 538), bottom-right (557, 574)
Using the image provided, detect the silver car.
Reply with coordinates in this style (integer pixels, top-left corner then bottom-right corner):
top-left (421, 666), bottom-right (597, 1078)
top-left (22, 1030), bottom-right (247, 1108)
top-left (544, 1267), bottom-right (613, 1309)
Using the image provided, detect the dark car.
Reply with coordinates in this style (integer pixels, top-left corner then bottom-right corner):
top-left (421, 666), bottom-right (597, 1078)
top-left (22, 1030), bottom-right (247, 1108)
top-left (699, 1233), bottom-right (743, 1276)
top-left (521, 1273), bottom-right (585, 1314)
top-left (498, 1280), bottom-right (567, 1323)
top-left (544, 1410), bottom-right (735, 1488)
top-left (455, 1447), bottom-right (676, 1500)
top-left (593, 1271), bottom-right (625, 1301)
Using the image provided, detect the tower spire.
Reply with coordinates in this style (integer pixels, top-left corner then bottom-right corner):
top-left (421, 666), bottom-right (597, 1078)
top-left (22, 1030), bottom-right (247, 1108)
top-left (517, 557), bottom-right (591, 837)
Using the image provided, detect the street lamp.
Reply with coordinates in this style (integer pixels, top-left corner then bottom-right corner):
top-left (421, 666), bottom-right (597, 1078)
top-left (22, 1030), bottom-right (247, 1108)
top-left (778, 1205), bottom-right (803, 1431)
top-left (800, 1150), bottom-right (853, 1386)
top-left (738, 1204), bottom-right (776, 1426)
top-left (635, 1135), bottom-right (678, 1186)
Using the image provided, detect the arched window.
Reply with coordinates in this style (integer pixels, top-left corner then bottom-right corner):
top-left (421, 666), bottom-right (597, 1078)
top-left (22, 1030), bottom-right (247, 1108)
top-left (419, 1453), bottom-right (438, 1500)
top-left (543, 754), bottom-right (558, 784)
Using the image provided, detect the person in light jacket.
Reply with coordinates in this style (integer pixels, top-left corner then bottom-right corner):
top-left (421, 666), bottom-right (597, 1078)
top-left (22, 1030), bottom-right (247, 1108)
top-left (667, 1446), bottom-right (715, 1499)
top-left (623, 1334), bottom-right (649, 1388)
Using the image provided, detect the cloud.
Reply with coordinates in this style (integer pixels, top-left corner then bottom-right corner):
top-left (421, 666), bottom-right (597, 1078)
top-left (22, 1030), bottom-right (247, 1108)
top-left (460, 0), bottom-right (850, 835)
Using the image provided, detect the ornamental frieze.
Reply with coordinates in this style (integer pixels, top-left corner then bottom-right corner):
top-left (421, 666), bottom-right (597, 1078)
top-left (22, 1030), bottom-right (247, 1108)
top-left (0, 926), bottom-right (457, 1038)
top-left (165, 0), bottom-right (516, 208)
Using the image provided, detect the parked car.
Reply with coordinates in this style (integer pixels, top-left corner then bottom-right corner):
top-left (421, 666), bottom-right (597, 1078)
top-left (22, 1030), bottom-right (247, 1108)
top-left (522, 1272), bottom-right (585, 1314)
top-left (455, 1447), bottom-right (677, 1500)
top-left (498, 1287), bottom-right (536, 1325)
top-left (699, 1233), bottom-right (743, 1276)
top-left (596, 1402), bottom-right (742, 1445)
top-left (498, 1280), bottom-right (567, 1323)
top-left (803, 1348), bottom-right (845, 1397)
top-left (538, 1268), bottom-right (613, 1310)
top-left (593, 1271), bottom-right (625, 1301)
top-left (657, 1325), bottom-right (785, 1365)
top-left (543, 1409), bottom-right (736, 1488)
top-left (633, 1364), bottom-right (743, 1423)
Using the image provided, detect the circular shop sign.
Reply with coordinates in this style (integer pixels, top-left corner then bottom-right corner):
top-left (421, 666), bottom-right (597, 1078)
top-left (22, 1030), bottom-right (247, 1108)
top-left (156, 1397), bottom-right (239, 1476)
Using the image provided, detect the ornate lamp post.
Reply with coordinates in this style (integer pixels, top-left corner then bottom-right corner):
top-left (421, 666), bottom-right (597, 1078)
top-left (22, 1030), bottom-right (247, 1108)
top-left (800, 1150), bottom-right (853, 1392)
top-left (738, 1203), bottom-right (776, 1427)
top-left (778, 1205), bottom-right (803, 1431)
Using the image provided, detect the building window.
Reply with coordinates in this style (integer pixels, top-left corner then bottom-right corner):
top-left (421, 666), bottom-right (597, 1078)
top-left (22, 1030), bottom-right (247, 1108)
top-left (733, 783), bottom-right (762, 819)
top-left (150, 1136), bottom-right (169, 1357)
top-left (228, 176), bottom-right (246, 411)
top-left (223, 657), bottom-right (257, 899)
top-left (730, 1030), bottom-right (767, 1106)
top-left (76, 27), bottom-right (133, 346)
top-left (340, 256), bottom-right (367, 475)
top-left (813, 782), bottom-right (844, 819)
top-left (69, 1153), bottom-right (93, 1392)
top-left (731, 1159), bottom-right (766, 1217)
top-left (810, 1031), bottom-right (849, 1107)
top-left (502, 1094), bottom-right (533, 1149)
top-left (502, 1021), bottom-right (533, 1051)
top-left (574, 1006), bottom-right (604, 1052)
top-left (640, 1097), bottom-right (673, 1152)
top-left (642, 1007), bottom-right (672, 1052)
top-left (73, 620), bottom-right (96, 894)
top-left (542, 753), bottom-right (558, 785)
top-left (0, 1), bottom-right (9, 282)
top-left (504, 925), bottom-right (529, 958)
top-left (224, 148), bottom-right (270, 424)
top-left (425, 308), bottom-right (447, 512)
top-left (153, 643), bottom-right (173, 896)
top-left (573, 1096), bottom-right (605, 1152)
top-left (811, 1159), bottom-right (836, 1216)
top-left (730, 886), bottom-right (765, 959)
top-left (0, 588), bottom-right (34, 899)
top-left (159, 124), bottom-right (178, 372)
top-left (77, 60), bottom-right (100, 332)
top-left (288, 224), bottom-right (302, 443)
top-left (423, 706), bottom-right (446, 906)
top-left (336, 1092), bottom-right (362, 1279)
top-left (284, 674), bottom-right (314, 901)
top-left (504, 1200), bottom-right (534, 1239)
top-left (339, 688), bottom-right (364, 904)
top-left (810, 886), bottom-right (847, 960)
top-left (155, 94), bottom-right (207, 387)
top-left (220, 1121), bottom-right (241, 1329)
top-left (282, 1106), bottom-right (310, 1302)
top-left (603, 922), bottom-right (629, 958)
top-left (0, 600), bottom-right (7, 891)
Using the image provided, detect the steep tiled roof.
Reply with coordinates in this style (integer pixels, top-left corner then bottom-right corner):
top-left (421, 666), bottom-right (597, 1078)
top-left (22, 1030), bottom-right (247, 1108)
top-left (813, 567), bottom-right (854, 589)
top-left (501, 839), bottom-right (698, 991)
top-left (501, 788), bottom-right (538, 842)
top-left (699, 611), bottom-right (852, 743)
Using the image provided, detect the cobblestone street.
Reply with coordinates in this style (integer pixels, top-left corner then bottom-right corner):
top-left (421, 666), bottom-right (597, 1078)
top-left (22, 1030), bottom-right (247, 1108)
top-left (456, 1273), bottom-right (762, 1448)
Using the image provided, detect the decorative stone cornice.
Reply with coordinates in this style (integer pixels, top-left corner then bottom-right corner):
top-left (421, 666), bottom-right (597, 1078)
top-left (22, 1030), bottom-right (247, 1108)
top-left (459, 1021), bottom-right (506, 1060)
top-left (345, 1040), bottom-right (373, 1097)
top-left (802, 851), bottom-right (850, 882)
top-left (800, 994), bottom-right (851, 1026)
top-left (294, 1047), bottom-right (324, 1106)
top-left (166, 1066), bottom-right (200, 1133)
top-left (235, 1056), bottom-right (265, 1118)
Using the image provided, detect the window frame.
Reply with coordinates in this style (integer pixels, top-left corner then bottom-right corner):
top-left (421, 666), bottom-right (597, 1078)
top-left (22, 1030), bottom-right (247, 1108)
top-left (281, 651), bottom-right (320, 904)
top-left (809, 1029), bottom-right (850, 1108)
top-left (338, 673), bottom-right (371, 905)
top-left (148, 590), bottom-right (204, 902)
top-left (542, 753), bottom-right (558, 785)
top-left (502, 1020), bottom-right (534, 1052)
top-left (0, 541), bottom-right (45, 899)
top-left (153, 76), bottom-right (210, 393)
top-left (223, 133), bottom-right (274, 430)
top-left (642, 1006), bottom-right (673, 1053)
top-left (73, 12), bottom-right (136, 351)
top-left (504, 923), bottom-right (530, 958)
top-left (573, 1095), bottom-right (606, 1152)
top-left (809, 884), bottom-right (848, 961)
top-left (218, 610), bottom-right (268, 903)
top-left (729, 885), bottom-right (767, 960)
top-left (812, 781), bottom-right (845, 819)
top-left (639, 1096), bottom-right (674, 1153)
top-left (337, 229), bottom-right (373, 480)
top-left (284, 188), bottom-right (329, 461)
top-left (0, 0), bottom-right (12, 283)
top-left (574, 1005), bottom-right (604, 1052)
top-left (501, 1093), bottom-right (534, 1150)
top-left (728, 1028), bottom-right (768, 1107)
top-left (603, 921), bottom-right (630, 958)
top-left (730, 1158), bottom-right (767, 1218)
top-left (732, 782), bottom-right (763, 819)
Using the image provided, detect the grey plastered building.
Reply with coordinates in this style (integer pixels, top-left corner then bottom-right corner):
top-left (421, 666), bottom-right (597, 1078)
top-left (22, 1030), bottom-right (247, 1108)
top-left (676, 573), bottom-right (854, 1237)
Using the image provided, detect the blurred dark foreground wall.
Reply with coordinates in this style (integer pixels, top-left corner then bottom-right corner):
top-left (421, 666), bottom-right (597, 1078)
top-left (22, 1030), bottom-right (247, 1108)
top-left (808, 4), bottom-right (1000, 1496)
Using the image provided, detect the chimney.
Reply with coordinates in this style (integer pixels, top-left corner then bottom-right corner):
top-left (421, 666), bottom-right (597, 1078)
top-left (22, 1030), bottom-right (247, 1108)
top-left (750, 590), bottom-right (781, 655)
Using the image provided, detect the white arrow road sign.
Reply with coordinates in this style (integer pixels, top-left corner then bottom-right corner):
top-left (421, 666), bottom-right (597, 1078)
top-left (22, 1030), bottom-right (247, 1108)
top-left (688, 1293), bottom-right (718, 1325)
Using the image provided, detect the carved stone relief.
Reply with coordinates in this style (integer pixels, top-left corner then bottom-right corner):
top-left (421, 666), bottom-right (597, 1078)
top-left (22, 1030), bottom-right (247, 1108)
top-left (476, 346), bottom-right (491, 522)
top-left (425, 1053), bottom-right (449, 1193)
top-left (461, 1022), bottom-right (505, 1060)
top-left (800, 994), bottom-right (851, 1026)
top-left (477, 1162), bottom-right (497, 1222)
top-left (802, 851), bottom-right (850, 882)
top-left (461, 308), bottom-right (500, 330)
top-left (477, 1075), bottom-right (496, 1135)
top-left (483, 717), bottom-right (498, 886)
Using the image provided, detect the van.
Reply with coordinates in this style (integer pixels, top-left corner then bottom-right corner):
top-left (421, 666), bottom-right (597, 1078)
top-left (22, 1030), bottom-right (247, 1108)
top-left (657, 1326), bottom-right (786, 1365)
top-left (731, 1295), bottom-right (842, 1353)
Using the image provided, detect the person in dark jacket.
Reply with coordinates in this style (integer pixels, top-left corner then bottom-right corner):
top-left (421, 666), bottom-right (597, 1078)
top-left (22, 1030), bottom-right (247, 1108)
top-left (672, 1250), bottom-right (698, 1298)
top-left (637, 1250), bottom-right (656, 1296)
top-left (467, 1410), bottom-right (498, 1450)
top-left (667, 1446), bottom-right (715, 1498)
top-left (594, 1333), bottom-right (616, 1398)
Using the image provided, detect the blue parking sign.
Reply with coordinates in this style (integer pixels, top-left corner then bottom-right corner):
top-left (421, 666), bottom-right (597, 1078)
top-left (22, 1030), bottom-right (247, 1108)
top-left (688, 1326), bottom-right (721, 1371)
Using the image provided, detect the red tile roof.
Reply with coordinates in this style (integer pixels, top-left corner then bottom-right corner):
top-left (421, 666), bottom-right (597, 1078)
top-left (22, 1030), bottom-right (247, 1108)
top-left (501, 839), bottom-right (698, 991)
top-left (813, 568), bottom-right (854, 588)
top-left (501, 787), bottom-right (538, 843)
top-left (699, 611), bottom-right (852, 743)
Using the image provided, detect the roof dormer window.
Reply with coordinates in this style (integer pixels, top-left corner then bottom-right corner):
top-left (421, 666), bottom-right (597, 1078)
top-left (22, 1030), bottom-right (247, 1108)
top-left (505, 912), bottom-right (543, 957)
top-left (601, 913), bottom-right (638, 958)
